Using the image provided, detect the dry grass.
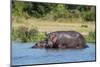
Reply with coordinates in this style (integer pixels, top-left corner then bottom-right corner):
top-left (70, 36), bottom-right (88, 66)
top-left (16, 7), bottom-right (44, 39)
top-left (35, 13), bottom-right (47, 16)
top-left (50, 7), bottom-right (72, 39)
top-left (12, 17), bottom-right (95, 35)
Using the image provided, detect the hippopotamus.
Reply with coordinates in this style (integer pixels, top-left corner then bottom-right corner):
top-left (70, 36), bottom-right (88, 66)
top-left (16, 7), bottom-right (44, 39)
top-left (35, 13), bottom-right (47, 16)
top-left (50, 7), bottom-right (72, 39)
top-left (32, 31), bottom-right (87, 49)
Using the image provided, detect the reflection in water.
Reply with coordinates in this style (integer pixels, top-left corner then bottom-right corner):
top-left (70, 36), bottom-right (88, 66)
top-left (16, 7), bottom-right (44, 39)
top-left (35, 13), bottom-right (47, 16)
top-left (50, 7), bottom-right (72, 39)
top-left (12, 42), bottom-right (96, 66)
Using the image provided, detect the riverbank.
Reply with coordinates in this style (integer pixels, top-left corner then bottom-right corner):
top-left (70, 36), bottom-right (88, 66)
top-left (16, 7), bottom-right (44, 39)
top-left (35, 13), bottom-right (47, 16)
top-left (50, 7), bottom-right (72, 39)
top-left (12, 17), bottom-right (95, 43)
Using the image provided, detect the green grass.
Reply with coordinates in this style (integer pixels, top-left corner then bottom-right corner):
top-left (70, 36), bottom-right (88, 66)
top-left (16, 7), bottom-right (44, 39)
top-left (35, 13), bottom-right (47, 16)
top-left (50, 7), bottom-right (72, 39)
top-left (84, 31), bottom-right (96, 43)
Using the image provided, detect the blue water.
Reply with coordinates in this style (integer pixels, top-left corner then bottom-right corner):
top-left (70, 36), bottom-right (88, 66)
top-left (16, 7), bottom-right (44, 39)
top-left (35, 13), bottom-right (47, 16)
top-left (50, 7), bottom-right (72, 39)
top-left (12, 42), bottom-right (96, 66)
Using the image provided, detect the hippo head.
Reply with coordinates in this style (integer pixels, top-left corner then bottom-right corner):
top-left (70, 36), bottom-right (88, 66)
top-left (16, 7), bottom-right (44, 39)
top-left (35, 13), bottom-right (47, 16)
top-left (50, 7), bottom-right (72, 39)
top-left (32, 41), bottom-right (52, 48)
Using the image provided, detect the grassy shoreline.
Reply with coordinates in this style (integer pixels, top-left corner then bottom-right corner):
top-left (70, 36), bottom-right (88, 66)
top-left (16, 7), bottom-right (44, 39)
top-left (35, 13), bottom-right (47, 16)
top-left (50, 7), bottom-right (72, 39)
top-left (12, 17), bottom-right (95, 43)
top-left (12, 29), bottom-right (96, 43)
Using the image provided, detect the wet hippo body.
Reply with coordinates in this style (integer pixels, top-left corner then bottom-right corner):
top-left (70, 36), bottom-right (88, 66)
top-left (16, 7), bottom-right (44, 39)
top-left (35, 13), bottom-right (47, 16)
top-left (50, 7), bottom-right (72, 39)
top-left (32, 31), bottom-right (87, 49)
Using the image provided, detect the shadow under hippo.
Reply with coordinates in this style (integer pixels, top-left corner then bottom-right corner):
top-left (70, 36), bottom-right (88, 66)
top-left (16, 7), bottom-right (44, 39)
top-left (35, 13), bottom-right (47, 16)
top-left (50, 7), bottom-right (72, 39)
top-left (32, 31), bottom-right (88, 49)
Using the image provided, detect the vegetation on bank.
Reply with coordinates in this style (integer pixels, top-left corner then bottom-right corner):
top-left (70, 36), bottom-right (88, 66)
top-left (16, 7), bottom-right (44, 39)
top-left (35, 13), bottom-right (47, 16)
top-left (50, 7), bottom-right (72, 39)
top-left (12, 27), bottom-right (95, 43)
top-left (12, 26), bottom-right (47, 42)
top-left (12, 19), bottom-right (96, 43)
top-left (84, 31), bottom-right (96, 43)
top-left (12, 1), bottom-right (96, 43)
top-left (12, 1), bottom-right (96, 21)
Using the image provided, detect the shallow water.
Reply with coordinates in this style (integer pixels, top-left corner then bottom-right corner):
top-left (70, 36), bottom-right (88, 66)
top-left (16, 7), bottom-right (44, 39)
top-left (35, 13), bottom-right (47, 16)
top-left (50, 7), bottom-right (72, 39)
top-left (12, 42), bottom-right (96, 66)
